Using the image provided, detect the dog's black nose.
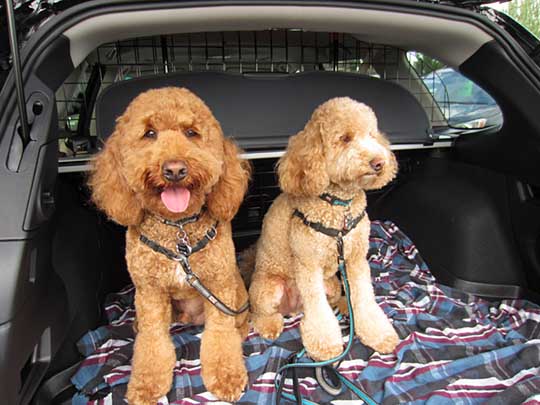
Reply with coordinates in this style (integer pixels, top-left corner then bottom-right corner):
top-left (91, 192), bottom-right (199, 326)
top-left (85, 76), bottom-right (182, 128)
top-left (162, 160), bottom-right (188, 182)
top-left (370, 158), bottom-right (385, 172)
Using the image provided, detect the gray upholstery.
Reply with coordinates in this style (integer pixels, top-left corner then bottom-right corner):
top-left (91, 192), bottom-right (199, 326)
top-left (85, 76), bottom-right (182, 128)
top-left (96, 71), bottom-right (432, 149)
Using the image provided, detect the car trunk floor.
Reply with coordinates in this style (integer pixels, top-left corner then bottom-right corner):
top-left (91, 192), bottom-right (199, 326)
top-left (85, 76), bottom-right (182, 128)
top-left (69, 221), bottom-right (540, 404)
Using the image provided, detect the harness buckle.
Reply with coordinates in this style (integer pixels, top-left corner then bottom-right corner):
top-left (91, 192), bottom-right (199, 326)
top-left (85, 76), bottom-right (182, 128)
top-left (206, 226), bottom-right (217, 241)
top-left (343, 213), bottom-right (354, 232)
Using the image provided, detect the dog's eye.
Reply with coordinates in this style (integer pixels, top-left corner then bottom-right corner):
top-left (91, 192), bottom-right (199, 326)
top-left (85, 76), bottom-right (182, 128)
top-left (143, 129), bottom-right (157, 139)
top-left (340, 134), bottom-right (352, 143)
top-left (184, 128), bottom-right (199, 138)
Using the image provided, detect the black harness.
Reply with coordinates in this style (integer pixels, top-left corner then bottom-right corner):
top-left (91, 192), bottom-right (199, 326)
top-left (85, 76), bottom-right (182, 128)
top-left (293, 209), bottom-right (365, 238)
top-left (294, 192), bottom-right (365, 265)
top-left (293, 207), bottom-right (365, 272)
top-left (139, 210), bottom-right (249, 317)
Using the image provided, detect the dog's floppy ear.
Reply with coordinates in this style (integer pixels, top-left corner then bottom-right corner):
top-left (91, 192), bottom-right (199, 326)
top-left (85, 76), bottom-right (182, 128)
top-left (88, 126), bottom-right (144, 227)
top-left (277, 122), bottom-right (329, 197)
top-left (206, 138), bottom-right (251, 222)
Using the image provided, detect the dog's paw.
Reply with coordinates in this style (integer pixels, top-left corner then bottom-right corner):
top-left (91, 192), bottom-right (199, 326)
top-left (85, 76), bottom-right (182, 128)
top-left (128, 332), bottom-right (175, 405)
top-left (301, 319), bottom-right (343, 361)
top-left (358, 320), bottom-right (399, 354)
top-left (369, 330), bottom-right (400, 354)
top-left (201, 328), bottom-right (248, 402)
top-left (127, 376), bottom-right (171, 405)
top-left (202, 359), bottom-right (248, 402)
top-left (126, 390), bottom-right (157, 405)
top-left (303, 336), bottom-right (343, 361)
top-left (252, 313), bottom-right (284, 340)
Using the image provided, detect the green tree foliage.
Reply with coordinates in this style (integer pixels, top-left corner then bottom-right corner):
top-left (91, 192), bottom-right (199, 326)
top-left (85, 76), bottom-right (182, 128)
top-left (507, 0), bottom-right (540, 38)
top-left (411, 53), bottom-right (445, 76)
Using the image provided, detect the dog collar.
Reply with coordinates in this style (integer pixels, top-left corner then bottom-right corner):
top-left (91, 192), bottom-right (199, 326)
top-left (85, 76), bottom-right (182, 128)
top-left (150, 207), bottom-right (205, 229)
top-left (319, 193), bottom-right (353, 207)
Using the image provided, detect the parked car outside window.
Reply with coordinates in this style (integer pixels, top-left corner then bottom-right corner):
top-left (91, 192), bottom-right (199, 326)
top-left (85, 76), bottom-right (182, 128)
top-left (422, 67), bottom-right (503, 129)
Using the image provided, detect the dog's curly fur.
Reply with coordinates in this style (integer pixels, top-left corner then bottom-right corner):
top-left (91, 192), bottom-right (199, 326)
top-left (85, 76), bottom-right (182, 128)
top-left (249, 97), bottom-right (400, 360)
top-left (89, 87), bottom-right (251, 404)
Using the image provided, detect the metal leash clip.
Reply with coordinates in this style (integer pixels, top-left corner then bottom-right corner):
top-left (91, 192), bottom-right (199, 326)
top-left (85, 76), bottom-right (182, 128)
top-left (176, 225), bottom-right (192, 256)
top-left (172, 250), bottom-right (190, 268)
top-left (176, 242), bottom-right (192, 257)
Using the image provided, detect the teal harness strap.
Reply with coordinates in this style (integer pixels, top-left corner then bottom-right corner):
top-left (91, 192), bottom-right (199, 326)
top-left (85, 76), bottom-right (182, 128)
top-left (274, 208), bottom-right (377, 405)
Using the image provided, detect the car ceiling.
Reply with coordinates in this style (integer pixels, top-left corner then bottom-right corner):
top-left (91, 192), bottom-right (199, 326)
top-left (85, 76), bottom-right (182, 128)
top-left (63, 4), bottom-right (494, 69)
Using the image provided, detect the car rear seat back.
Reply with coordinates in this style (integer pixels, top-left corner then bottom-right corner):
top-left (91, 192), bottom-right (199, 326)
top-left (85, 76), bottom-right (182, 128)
top-left (96, 71), bottom-right (432, 148)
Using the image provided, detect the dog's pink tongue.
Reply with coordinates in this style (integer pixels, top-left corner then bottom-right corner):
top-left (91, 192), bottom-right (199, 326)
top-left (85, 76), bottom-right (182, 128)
top-left (160, 187), bottom-right (190, 213)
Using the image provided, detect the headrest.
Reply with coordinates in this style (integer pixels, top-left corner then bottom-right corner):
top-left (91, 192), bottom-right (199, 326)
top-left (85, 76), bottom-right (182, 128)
top-left (96, 71), bottom-right (431, 149)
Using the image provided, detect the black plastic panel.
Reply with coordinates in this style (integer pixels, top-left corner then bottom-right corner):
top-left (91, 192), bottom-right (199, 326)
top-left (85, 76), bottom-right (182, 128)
top-left (457, 40), bottom-right (540, 186)
top-left (0, 79), bottom-right (58, 240)
top-left (96, 71), bottom-right (432, 149)
top-left (0, 66), bottom-right (64, 405)
top-left (372, 156), bottom-right (527, 298)
top-left (34, 36), bottom-right (74, 91)
top-left (0, 231), bottom-right (69, 404)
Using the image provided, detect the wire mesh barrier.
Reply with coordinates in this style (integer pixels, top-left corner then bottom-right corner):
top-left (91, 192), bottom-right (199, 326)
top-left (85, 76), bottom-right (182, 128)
top-left (56, 30), bottom-right (446, 156)
top-left (56, 30), bottom-right (434, 241)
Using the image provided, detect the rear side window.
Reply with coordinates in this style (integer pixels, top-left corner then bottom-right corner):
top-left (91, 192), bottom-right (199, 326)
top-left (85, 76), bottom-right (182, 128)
top-left (407, 52), bottom-right (503, 130)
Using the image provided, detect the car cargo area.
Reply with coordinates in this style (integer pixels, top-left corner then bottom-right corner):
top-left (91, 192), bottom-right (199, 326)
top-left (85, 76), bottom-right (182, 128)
top-left (49, 148), bottom-right (540, 404)
top-left (27, 29), bottom-right (537, 404)
top-left (1, 3), bottom-right (540, 403)
top-left (53, 29), bottom-right (533, 299)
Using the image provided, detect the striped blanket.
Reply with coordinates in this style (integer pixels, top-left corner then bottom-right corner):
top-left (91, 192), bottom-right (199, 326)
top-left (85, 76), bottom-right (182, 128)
top-left (71, 221), bottom-right (540, 404)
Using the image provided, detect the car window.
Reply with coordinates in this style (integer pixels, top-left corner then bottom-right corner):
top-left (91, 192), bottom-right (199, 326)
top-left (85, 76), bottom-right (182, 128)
top-left (407, 51), bottom-right (503, 129)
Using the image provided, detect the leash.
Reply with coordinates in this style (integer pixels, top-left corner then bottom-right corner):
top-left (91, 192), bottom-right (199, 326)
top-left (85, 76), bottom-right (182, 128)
top-left (274, 195), bottom-right (377, 405)
top-left (139, 210), bottom-right (249, 317)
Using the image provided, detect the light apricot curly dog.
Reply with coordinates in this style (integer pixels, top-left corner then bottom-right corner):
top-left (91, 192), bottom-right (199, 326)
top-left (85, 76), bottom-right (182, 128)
top-left (89, 87), bottom-right (250, 404)
top-left (249, 97), bottom-right (400, 361)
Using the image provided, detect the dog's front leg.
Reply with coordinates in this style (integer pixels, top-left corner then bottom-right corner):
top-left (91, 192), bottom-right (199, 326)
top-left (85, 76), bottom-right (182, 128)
top-left (200, 273), bottom-right (248, 402)
top-left (294, 257), bottom-right (343, 361)
top-left (347, 255), bottom-right (399, 354)
top-left (127, 288), bottom-right (175, 405)
top-left (250, 271), bottom-right (287, 340)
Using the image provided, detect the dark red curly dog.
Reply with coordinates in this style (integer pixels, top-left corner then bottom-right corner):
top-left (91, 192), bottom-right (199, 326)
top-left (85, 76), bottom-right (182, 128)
top-left (89, 87), bottom-right (250, 404)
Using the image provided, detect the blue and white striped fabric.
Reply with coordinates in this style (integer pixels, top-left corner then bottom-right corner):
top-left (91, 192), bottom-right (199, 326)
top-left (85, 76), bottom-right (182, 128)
top-left (71, 221), bottom-right (540, 404)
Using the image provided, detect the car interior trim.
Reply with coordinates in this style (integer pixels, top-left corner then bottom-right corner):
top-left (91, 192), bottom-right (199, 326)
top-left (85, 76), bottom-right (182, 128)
top-left (63, 5), bottom-right (493, 69)
top-left (57, 142), bottom-right (453, 173)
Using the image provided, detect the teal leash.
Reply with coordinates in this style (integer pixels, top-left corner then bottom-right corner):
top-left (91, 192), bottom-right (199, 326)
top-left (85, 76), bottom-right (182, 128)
top-left (274, 237), bottom-right (378, 405)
